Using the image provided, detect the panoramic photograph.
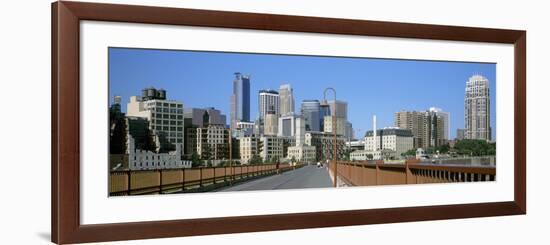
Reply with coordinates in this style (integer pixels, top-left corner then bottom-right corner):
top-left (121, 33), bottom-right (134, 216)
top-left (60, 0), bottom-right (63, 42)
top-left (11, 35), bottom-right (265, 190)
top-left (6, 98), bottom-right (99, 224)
top-left (108, 47), bottom-right (496, 196)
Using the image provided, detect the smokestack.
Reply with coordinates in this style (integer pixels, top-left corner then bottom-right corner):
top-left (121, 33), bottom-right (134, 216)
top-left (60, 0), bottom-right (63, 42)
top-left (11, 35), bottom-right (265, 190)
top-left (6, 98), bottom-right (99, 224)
top-left (373, 115), bottom-right (377, 150)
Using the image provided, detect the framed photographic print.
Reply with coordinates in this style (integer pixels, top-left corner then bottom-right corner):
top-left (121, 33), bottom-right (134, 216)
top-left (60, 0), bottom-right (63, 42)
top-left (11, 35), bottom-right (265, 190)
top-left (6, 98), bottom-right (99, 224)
top-left (52, 1), bottom-right (526, 244)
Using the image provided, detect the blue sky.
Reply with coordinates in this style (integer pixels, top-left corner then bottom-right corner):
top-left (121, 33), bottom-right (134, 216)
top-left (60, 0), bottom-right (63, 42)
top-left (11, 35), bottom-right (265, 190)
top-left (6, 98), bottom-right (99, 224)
top-left (109, 47), bottom-right (496, 139)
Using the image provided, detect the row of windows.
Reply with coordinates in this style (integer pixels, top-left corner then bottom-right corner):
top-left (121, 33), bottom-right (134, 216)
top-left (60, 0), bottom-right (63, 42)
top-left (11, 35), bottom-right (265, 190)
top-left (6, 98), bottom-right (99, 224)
top-left (152, 119), bottom-right (183, 125)
top-left (151, 125), bottom-right (183, 132)
top-left (134, 155), bottom-right (177, 160)
top-left (153, 108), bottom-right (184, 114)
top-left (152, 113), bottom-right (183, 119)
top-left (168, 138), bottom-right (183, 143)
top-left (200, 140), bottom-right (226, 144)
top-left (132, 161), bottom-right (179, 167)
top-left (146, 102), bottom-right (183, 108)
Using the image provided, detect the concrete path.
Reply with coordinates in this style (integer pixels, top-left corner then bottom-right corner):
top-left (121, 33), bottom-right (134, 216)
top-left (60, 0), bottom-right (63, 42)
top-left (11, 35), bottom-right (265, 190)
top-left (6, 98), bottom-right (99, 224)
top-left (218, 165), bottom-right (333, 192)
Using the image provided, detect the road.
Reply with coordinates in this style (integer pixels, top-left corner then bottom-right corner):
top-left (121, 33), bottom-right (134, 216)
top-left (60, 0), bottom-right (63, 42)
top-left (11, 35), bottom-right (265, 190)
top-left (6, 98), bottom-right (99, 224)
top-left (218, 165), bottom-right (333, 192)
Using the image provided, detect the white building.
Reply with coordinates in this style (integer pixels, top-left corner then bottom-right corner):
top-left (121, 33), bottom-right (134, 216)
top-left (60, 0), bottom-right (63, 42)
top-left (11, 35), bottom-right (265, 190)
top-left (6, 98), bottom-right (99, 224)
top-left (287, 117), bottom-right (316, 163)
top-left (364, 127), bottom-right (414, 157)
top-left (287, 146), bottom-right (316, 163)
top-left (239, 135), bottom-right (294, 163)
top-left (278, 114), bottom-right (296, 137)
top-left (346, 140), bottom-right (365, 151)
top-left (235, 121), bottom-right (255, 137)
top-left (258, 89), bottom-right (279, 120)
top-left (239, 136), bottom-right (260, 164)
top-left (128, 136), bottom-right (191, 170)
top-left (196, 124), bottom-right (229, 161)
top-left (127, 89), bottom-right (184, 150)
top-left (259, 136), bottom-right (285, 162)
top-left (351, 116), bottom-right (414, 161)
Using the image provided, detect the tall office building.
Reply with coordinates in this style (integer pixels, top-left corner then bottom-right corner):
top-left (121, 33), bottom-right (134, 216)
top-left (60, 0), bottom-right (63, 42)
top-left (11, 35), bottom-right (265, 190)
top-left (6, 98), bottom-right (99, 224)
top-left (279, 84), bottom-right (295, 116)
top-left (323, 100), bottom-right (351, 138)
top-left (327, 100), bottom-right (348, 120)
top-left (127, 87), bottom-right (184, 152)
top-left (465, 75), bottom-right (491, 141)
top-left (258, 89), bottom-right (279, 120)
top-left (395, 109), bottom-right (446, 149)
top-left (301, 100), bottom-right (321, 132)
top-left (230, 72), bottom-right (251, 130)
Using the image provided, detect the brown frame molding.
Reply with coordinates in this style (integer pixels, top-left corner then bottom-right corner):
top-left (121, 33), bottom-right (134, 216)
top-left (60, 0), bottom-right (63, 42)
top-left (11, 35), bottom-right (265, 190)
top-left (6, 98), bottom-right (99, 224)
top-left (52, 1), bottom-right (526, 244)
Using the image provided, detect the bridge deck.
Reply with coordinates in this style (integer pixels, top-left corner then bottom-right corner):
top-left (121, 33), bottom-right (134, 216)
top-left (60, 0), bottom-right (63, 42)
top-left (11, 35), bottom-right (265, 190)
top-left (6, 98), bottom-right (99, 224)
top-left (218, 165), bottom-right (333, 192)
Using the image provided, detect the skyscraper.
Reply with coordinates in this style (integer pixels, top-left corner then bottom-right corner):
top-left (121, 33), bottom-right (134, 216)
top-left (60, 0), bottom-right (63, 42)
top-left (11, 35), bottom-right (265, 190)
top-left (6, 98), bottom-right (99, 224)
top-left (327, 100), bottom-right (348, 120)
top-left (230, 72), bottom-right (251, 130)
top-left (325, 100), bottom-right (352, 139)
top-left (301, 100), bottom-right (321, 132)
top-left (465, 74), bottom-right (491, 141)
top-left (258, 89), bottom-right (279, 120)
top-left (279, 84), bottom-right (295, 116)
top-left (395, 109), bottom-right (446, 149)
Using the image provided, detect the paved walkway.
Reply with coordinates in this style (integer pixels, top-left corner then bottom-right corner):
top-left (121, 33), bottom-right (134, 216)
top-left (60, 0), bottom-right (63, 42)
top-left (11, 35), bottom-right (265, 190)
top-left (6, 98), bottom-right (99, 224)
top-left (218, 165), bottom-right (333, 192)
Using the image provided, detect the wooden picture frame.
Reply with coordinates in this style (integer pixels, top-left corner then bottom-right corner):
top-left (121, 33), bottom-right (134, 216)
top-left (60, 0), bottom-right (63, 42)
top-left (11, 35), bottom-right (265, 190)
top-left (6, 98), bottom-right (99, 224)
top-left (51, 1), bottom-right (526, 244)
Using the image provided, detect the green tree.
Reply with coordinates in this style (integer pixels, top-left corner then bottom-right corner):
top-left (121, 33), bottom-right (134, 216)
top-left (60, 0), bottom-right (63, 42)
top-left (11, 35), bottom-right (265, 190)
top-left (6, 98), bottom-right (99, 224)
top-left (401, 149), bottom-right (416, 157)
top-left (249, 154), bottom-right (263, 165)
top-left (343, 148), bottom-right (353, 161)
top-left (366, 154), bottom-right (374, 160)
top-left (190, 151), bottom-right (202, 168)
top-left (453, 139), bottom-right (496, 156)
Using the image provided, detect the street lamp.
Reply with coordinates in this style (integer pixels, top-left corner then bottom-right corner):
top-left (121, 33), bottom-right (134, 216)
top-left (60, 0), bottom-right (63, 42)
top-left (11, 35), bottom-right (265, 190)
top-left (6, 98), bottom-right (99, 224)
top-left (228, 127), bottom-right (233, 186)
top-left (323, 88), bottom-right (337, 187)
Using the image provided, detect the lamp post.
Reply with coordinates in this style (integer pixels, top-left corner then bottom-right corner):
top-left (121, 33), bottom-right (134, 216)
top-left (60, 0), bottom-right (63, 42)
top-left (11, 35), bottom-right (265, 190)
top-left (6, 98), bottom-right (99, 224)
top-left (323, 88), bottom-right (337, 187)
top-left (228, 127), bottom-right (233, 186)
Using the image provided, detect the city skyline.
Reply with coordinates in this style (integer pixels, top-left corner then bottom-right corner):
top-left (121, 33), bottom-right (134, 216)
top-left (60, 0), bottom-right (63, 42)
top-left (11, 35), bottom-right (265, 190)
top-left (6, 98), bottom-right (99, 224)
top-left (109, 47), bottom-right (496, 139)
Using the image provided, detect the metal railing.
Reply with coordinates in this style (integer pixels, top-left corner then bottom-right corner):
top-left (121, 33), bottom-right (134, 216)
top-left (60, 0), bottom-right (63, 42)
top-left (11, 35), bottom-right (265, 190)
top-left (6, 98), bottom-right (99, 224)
top-left (330, 160), bottom-right (496, 186)
top-left (110, 163), bottom-right (302, 196)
